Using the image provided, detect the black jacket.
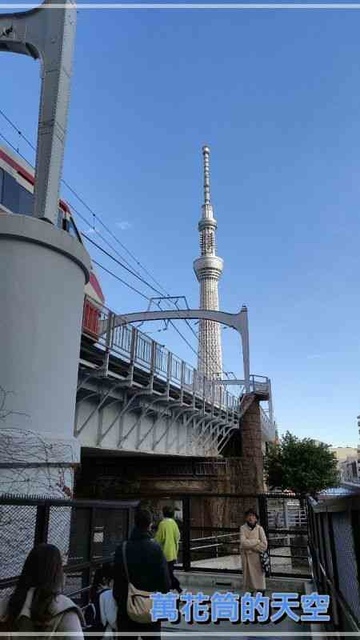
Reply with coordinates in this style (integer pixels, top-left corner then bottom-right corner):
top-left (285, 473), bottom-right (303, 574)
top-left (113, 527), bottom-right (170, 615)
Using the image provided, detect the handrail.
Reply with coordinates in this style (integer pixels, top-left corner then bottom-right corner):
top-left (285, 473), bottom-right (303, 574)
top-left (91, 297), bottom-right (240, 411)
top-left (82, 296), bottom-right (273, 420)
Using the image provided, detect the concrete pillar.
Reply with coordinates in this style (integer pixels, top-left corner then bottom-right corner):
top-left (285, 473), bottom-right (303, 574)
top-left (0, 214), bottom-right (91, 497)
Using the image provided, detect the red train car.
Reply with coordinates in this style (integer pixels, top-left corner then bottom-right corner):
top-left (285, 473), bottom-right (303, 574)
top-left (0, 143), bottom-right (104, 340)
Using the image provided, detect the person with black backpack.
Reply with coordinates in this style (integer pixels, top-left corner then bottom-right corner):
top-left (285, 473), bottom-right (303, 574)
top-left (83, 564), bottom-right (113, 635)
top-left (0, 543), bottom-right (84, 639)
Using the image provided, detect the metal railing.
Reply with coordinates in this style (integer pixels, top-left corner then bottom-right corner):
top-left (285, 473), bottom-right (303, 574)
top-left (308, 491), bottom-right (360, 632)
top-left (0, 491), bottom-right (310, 603)
top-left (82, 296), bottom-right (273, 421)
top-left (0, 494), bottom-right (138, 604)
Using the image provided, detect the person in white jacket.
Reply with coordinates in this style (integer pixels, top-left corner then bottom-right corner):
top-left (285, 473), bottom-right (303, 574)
top-left (0, 543), bottom-right (84, 639)
top-left (99, 585), bottom-right (118, 638)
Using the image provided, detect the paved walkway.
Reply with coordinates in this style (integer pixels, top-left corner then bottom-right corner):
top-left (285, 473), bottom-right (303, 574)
top-left (164, 615), bottom-right (311, 639)
top-left (191, 549), bottom-right (304, 576)
top-left (161, 576), bottom-right (311, 639)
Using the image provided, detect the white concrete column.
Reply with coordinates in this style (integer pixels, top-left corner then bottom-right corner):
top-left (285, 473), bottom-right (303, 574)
top-left (0, 214), bottom-right (91, 497)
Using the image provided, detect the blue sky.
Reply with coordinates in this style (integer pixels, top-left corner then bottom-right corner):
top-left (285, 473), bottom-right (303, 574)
top-left (1, 4), bottom-right (360, 446)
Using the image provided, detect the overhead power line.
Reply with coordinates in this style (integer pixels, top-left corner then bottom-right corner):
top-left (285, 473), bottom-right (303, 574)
top-left (0, 107), bottom-right (165, 294)
top-left (92, 260), bottom-right (149, 300)
top-left (0, 110), bottom-right (232, 379)
top-left (83, 232), bottom-right (162, 296)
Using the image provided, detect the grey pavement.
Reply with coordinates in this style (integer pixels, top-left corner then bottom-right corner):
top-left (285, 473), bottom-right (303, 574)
top-left (161, 576), bottom-right (312, 640)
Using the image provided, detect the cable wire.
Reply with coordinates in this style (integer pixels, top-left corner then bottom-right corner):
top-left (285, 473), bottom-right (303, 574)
top-left (0, 110), bottom-right (231, 378)
top-left (92, 260), bottom-right (149, 301)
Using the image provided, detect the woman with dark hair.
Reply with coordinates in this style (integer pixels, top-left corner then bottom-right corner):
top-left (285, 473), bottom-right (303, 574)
top-left (240, 508), bottom-right (268, 595)
top-left (0, 543), bottom-right (83, 638)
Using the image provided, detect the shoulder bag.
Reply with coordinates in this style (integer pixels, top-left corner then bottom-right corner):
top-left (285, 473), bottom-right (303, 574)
top-left (258, 528), bottom-right (271, 577)
top-left (122, 541), bottom-right (153, 624)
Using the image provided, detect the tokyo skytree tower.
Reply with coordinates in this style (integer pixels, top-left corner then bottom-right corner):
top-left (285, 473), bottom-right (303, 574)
top-left (193, 146), bottom-right (224, 379)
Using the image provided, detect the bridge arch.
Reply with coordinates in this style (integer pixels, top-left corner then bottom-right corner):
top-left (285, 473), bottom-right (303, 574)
top-left (103, 306), bottom-right (250, 390)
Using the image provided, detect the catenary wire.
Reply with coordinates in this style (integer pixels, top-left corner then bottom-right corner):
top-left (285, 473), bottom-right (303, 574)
top-left (0, 111), bottom-right (232, 378)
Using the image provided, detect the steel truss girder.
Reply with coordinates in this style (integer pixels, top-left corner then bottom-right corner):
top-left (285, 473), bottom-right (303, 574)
top-left (75, 380), bottom-right (130, 437)
top-left (77, 368), bottom-right (103, 393)
top-left (89, 388), bottom-right (151, 447)
top-left (127, 394), bottom-right (171, 446)
top-left (193, 416), bottom-right (222, 452)
top-left (166, 408), bottom-right (199, 454)
top-left (202, 391), bottom-right (253, 453)
top-left (193, 412), bottom-right (206, 437)
top-left (96, 394), bottom-right (136, 445)
top-left (150, 397), bottom-right (184, 426)
top-left (135, 397), bottom-right (181, 450)
top-left (185, 412), bottom-right (213, 454)
top-left (193, 411), bottom-right (212, 433)
top-left (117, 389), bottom-right (154, 447)
top-left (176, 411), bottom-right (220, 456)
top-left (153, 405), bottom-right (194, 450)
top-left (218, 421), bottom-right (240, 453)
top-left (165, 408), bottom-right (200, 454)
top-left (76, 389), bottom-right (100, 409)
top-left (143, 400), bottom-right (184, 452)
top-left (201, 418), bottom-right (228, 454)
top-left (183, 408), bottom-right (200, 430)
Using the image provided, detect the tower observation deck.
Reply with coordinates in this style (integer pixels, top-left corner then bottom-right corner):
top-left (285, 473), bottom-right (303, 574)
top-left (193, 146), bottom-right (224, 379)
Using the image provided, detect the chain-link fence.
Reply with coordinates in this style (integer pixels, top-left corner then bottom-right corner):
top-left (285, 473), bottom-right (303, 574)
top-left (0, 490), bottom-right (311, 609)
top-left (0, 492), bottom-right (310, 589)
top-left (0, 495), bottom-right (139, 606)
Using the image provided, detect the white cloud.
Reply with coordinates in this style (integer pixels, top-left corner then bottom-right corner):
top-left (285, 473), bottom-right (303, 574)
top-left (116, 221), bottom-right (132, 231)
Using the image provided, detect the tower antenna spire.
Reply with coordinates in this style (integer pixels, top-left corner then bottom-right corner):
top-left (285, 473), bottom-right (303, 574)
top-left (203, 144), bottom-right (211, 205)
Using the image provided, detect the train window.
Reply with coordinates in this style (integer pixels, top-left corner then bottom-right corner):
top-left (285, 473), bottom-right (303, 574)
top-left (18, 183), bottom-right (34, 216)
top-left (68, 218), bottom-right (81, 242)
top-left (1, 170), bottom-right (34, 216)
top-left (0, 168), bottom-right (79, 240)
top-left (1, 171), bottom-right (19, 212)
top-left (58, 208), bottom-right (64, 229)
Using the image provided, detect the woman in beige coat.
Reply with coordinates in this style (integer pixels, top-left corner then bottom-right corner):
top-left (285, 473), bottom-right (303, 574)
top-left (240, 508), bottom-right (268, 594)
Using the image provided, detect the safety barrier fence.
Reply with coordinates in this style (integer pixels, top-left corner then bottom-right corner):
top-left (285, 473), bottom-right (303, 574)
top-left (4, 490), bottom-right (360, 633)
top-left (0, 495), bottom-right (138, 604)
top-left (0, 491), bottom-right (311, 614)
top-left (82, 296), bottom-right (274, 435)
top-left (308, 491), bottom-right (360, 632)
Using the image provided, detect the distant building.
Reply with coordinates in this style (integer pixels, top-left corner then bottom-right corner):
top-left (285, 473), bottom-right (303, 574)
top-left (340, 457), bottom-right (359, 483)
top-left (331, 445), bottom-right (359, 484)
top-left (331, 446), bottom-right (358, 463)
